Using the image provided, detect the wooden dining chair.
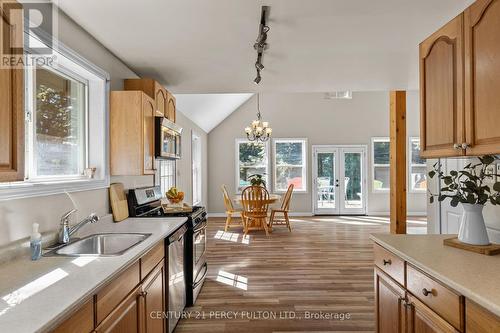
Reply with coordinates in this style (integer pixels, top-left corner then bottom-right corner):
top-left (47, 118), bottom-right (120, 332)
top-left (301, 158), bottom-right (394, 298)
top-left (221, 185), bottom-right (243, 232)
top-left (269, 184), bottom-right (294, 232)
top-left (240, 186), bottom-right (270, 236)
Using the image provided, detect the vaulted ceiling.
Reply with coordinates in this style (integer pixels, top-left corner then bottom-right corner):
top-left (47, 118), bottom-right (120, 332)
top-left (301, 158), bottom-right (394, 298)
top-left (57, 0), bottom-right (474, 131)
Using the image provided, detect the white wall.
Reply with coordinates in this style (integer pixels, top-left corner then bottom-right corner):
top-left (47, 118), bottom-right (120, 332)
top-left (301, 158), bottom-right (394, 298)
top-left (0, 10), bottom-right (208, 247)
top-left (207, 91), bottom-right (427, 215)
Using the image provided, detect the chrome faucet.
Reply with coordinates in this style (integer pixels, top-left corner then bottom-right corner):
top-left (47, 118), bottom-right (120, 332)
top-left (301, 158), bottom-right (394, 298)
top-left (59, 210), bottom-right (100, 244)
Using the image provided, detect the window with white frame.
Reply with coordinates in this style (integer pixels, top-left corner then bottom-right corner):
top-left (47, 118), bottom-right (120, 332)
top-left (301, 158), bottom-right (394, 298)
top-left (159, 160), bottom-right (176, 194)
top-left (372, 138), bottom-right (390, 192)
top-left (236, 139), bottom-right (269, 192)
top-left (0, 31), bottom-right (109, 200)
top-left (273, 139), bottom-right (307, 192)
top-left (192, 132), bottom-right (202, 205)
top-left (409, 137), bottom-right (427, 192)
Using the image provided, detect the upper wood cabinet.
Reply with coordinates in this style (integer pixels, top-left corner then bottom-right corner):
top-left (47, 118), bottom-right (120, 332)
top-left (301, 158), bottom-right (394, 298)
top-left (464, 0), bottom-right (500, 155)
top-left (0, 0), bottom-right (24, 182)
top-left (110, 91), bottom-right (156, 175)
top-left (420, 14), bottom-right (465, 159)
top-left (124, 78), bottom-right (175, 120)
top-left (166, 91), bottom-right (176, 122)
top-left (420, 0), bottom-right (500, 158)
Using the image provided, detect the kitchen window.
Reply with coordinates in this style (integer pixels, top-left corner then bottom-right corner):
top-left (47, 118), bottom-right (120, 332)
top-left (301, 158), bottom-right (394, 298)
top-left (160, 160), bottom-right (176, 195)
top-left (235, 139), bottom-right (269, 192)
top-left (273, 138), bottom-right (307, 192)
top-left (409, 137), bottom-right (427, 192)
top-left (372, 137), bottom-right (390, 192)
top-left (0, 31), bottom-right (109, 200)
top-left (192, 132), bottom-right (202, 205)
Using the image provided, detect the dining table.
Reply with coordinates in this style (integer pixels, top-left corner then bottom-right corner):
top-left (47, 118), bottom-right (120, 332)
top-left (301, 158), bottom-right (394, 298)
top-left (233, 194), bottom-right (281, 205)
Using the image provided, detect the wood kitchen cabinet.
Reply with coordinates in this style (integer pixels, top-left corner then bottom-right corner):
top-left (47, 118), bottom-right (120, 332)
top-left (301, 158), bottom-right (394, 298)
top-left (0, 0), bottom-right (24, 182)
top-left (419, 14), bottom-right (465, 159)
top-left (142, 260), bottom-right (166, 333)
top-left (110, 91), bottom-right (156, 175)
top-left (124, 78), bottom-right (176, 121)
top-left (464, 0), bottom-right (500, 156)
top-left (406, 294), bottom-right (459, 333)
top-left (420, 0), bottom-right (500, 158)
top-left (51, 240), bottom-right (168, 333)
top-left (374, 268), bottom-right (406, 333)
top-left (466, 299), bottom-right (500, 333)
top-left (166, 91), bottom-right (176, 122)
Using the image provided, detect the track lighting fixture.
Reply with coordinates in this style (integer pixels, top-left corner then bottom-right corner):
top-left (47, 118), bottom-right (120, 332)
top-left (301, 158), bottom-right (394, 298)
top-left (252, 6), bottom-right (270, 85)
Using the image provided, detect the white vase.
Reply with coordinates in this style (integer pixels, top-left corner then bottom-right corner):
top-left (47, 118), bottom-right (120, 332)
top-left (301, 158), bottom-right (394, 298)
top-left (458, 203), bottom-right (490, 246)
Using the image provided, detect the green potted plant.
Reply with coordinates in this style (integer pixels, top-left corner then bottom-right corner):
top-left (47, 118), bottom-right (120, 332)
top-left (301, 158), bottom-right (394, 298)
top-left (248, 174), bottom-right (266, 187)
top-left (428, 155), bottom-right (500, 245)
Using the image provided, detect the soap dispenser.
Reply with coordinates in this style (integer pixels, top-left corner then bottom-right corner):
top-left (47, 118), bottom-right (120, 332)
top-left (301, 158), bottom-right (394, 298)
top-left (30, 223), bottom-right (42, 261)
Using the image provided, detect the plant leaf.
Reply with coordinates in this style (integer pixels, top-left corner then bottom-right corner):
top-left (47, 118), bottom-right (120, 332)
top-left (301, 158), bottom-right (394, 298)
top-left (428, 170), bottom-right (436, 178)
top-left (482, 155), bottom-right (495, 165)
top-left (450, 197), bottom-right (460, 207)
top-left (430, 196), bottom-right (434, 204)
top-left (494, 182), bottom-right (500, 192)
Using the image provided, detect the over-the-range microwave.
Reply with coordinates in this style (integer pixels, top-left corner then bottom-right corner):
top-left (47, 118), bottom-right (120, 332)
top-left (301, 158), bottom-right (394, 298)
top-left (155, 117), bottom-right (182, 160)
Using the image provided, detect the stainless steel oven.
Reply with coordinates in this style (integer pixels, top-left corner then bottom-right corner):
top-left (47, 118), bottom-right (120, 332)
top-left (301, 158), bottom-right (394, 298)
top-left (155, 117), bottom-right (182, 160)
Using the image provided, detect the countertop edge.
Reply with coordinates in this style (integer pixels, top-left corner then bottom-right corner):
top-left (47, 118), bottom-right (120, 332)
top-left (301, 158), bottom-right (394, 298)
top-left (370, 234), bottom-right (500, 318)
top-left (32, 217), bottom-right (188, 333)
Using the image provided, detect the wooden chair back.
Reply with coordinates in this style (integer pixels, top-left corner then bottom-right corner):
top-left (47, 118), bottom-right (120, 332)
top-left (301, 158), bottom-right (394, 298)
top-left (280, 184), bottom-right (294, 211)
top-left (241, 186), bottom-right (270, 216)
top-left (221, 185), bottom-right (235, 212)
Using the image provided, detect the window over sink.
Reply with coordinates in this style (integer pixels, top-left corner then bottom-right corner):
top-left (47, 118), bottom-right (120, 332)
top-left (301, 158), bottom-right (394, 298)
top-left (0, 30), bottom-right (110, 200)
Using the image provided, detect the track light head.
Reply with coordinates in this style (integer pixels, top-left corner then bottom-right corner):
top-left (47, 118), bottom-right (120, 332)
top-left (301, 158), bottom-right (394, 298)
top-left (255, 62), bottom-right (264, 71)
top-left (254, 71), bottom-right (262, 85)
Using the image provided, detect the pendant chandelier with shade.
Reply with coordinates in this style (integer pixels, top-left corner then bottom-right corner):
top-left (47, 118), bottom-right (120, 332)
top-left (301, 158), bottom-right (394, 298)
top-left (245, 93), bottom-right (272, 142)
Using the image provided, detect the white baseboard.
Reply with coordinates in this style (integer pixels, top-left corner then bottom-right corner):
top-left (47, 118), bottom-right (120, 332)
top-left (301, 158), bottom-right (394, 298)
top-left (207, 212), bottom-right (314, 218)
top-left (208, 212), bottom-right (427, 218)
top-left (367, 211), bottom-right (427, 217)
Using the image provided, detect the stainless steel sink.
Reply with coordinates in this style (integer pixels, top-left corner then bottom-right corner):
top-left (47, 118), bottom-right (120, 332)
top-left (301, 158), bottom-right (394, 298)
top-left (45, 233), bottom-right (152, 257)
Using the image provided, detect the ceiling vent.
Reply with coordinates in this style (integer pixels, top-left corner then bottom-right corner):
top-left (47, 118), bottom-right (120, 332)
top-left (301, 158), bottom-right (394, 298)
top-left (324, 91), bottom-right (352, 100)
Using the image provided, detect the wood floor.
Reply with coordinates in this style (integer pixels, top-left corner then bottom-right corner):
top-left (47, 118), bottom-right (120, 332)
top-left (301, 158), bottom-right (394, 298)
top-left (176, 216), bottom-right (426, 333)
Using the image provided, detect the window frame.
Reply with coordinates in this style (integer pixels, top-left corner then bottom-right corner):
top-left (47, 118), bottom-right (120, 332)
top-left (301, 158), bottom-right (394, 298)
top-left (192, 131), bottom-right (202, 206)
top-left (272, 138), bottom-right (308, 193)
top-left (371, 137), bottom-right (390, 193)
top-left (159, 160), bottom-right (176, 195)
top-left (408, 137), bottom-right (427, 193)
top-left (235, 138), bottom-right (270, 194)
top-left (0, 28), bottom-right (110, 201)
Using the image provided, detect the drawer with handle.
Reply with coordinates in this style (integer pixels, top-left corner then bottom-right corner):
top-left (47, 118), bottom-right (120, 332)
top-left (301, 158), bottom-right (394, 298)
top-left (373, 243), bottom-right (405, 286)
top-left (406, 264), bottom-right (464, 331)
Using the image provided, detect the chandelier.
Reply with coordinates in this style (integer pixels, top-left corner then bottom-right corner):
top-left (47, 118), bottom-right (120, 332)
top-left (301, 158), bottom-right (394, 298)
top-left (245, 94), bottom-right (272, 142)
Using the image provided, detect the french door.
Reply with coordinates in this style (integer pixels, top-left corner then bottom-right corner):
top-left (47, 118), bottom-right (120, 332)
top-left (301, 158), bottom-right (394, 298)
top-left (312, 146), bottom-right (367, 215)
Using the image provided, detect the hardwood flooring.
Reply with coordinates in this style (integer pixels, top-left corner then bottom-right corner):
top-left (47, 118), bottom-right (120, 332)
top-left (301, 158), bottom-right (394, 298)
top-left (176, 216), bottom-right (426, 333)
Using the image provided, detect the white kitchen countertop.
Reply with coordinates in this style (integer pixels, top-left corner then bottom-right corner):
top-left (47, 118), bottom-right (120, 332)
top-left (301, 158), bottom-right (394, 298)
top-left (0, 215), bottom-right (187, 333)
top-left (370, 233), bottom-right (500, 317)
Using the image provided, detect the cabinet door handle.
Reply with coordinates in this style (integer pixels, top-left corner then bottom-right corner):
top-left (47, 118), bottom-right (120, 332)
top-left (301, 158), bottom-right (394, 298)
top-left (383, 259), bottom-right (391, 266)
top-left (453, 143), bottom-right (460, 150)
top-left (422, 288), bottom-right (432, 296)
top-left (461, 143), bottom-right (469, 150)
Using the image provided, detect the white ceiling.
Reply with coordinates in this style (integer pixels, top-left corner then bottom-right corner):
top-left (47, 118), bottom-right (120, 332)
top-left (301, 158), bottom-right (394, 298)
top-left (57, 0), bottom-right (473, 94)
top-left (57, 0), bottom-right (474, 132)
top-left (176, 93), bottom-right (252, 132)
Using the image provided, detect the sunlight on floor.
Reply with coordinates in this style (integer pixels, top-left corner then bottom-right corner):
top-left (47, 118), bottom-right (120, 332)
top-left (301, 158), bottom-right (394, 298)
top-left (0, 268), bottom-right (68, 316)
top-left (216, 270), bottom-right (248, 290)
top-left (214, 230), bottom-right (251, 244)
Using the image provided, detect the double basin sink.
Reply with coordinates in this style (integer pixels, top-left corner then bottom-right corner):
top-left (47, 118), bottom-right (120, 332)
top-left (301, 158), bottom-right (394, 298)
top-left (45, 233), bottom-right (151, 257)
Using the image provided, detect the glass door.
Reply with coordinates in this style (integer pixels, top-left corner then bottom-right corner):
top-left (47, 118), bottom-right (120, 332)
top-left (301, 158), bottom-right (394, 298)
top-left (339, 147), bottom-right (366, 215)
top-left (313, 146), bottom-right (367, 215)
top-left (313, 147), bottom-right (340, 215)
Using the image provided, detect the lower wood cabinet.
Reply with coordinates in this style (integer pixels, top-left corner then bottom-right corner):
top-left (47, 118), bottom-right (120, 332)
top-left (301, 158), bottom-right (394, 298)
top-left (375, 268), bottom-right (406, 333)
top-left (95, 285), bottom-right (143, 333)
top-left (51, 241), bottom-right (167, 333)
top-left (374, 242), bottom-right (500, 333)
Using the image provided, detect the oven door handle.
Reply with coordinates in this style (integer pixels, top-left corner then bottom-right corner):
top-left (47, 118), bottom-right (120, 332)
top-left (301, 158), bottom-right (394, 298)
top-left (193, 219), bottom-right (207, 233)
top-left (193, 262), bottom-right (208, 289)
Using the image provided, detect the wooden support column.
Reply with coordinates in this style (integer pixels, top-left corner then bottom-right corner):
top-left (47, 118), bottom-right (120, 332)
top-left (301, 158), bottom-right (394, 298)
top-left (390, 91), bottom-right (407, 234)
